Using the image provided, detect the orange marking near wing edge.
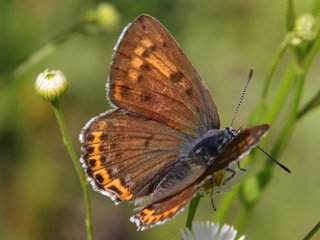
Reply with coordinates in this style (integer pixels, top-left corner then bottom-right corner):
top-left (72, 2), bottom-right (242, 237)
top-left (138, 205), bottom-right (179, 224)
top-left (105, 178), bottom-right (133, 200)
top-left (87, 156), bottom-right (103, 170)
top-left (88, 132), bottom-right (103, 144)
top-left (93, 168), bottom-right (112, 185)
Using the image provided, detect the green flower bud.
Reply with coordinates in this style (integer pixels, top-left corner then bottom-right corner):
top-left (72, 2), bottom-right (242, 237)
top-left (85, 3), bottom-right (120, 30)
top-left (287, 32), bottom-right (303, 46)
top-left (295, 14), bottom-right (320, 41)
top-left (35, 69), bottom-right (68, 102)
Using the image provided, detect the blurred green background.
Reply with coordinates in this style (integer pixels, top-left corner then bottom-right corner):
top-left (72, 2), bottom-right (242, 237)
top-left (1, 0), bottom-right (319, 239)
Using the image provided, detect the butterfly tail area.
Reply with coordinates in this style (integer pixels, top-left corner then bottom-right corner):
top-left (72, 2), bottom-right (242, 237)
top-left (130, 184), bottom-right (198, 231)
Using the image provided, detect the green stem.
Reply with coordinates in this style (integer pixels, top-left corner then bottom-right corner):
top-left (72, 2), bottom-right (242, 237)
top-left (233, 207), bottom-right (250, 232)
top-left (51, 100), bottom-right (93, 240)
top-left (265, 60), bottom-right (296, 125)
top-left (261, 37), bottom-right (289, 101)
top-left (185, 193), bottom-right (202, 230)
top-left (303, 221), bottom-right (320, 240)
top-left (212, 185), bottom-right (239, 223)
top-left (311, 0), bottom-right (320, 16)
top-left (298, 89), bottom-right (320, 119)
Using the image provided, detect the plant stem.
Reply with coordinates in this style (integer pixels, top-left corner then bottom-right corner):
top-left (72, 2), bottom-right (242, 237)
top-left (298, 89), bottom-right (320, 118)
top-left (212, 186), bottom-right (239, 223)
top-left (265, 61), bottom-right (296, 125)
top-left (303, 221), bottom-right (320, 240)
top-left (185, 193), bottom-right (202, 230)
top-left (51, 100), bottom-right (93, 240)
top-left (261, 37), bottom-right (289, 101)
top-left (311, 0), bottom-right (320, 16)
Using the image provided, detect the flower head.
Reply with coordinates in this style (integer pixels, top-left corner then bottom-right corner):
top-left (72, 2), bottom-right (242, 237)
top-left (85, 3), bottom-right (120, 30)
top-left (181, 221), bottom-right (245, 240)
top-left (34, 69), bottom-right (68, 102)
top-left (295, 14), bottom-right (320, 41)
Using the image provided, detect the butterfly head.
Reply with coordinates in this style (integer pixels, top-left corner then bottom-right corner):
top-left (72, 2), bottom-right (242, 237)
top-left (190, 128), bottom-right (238, 165)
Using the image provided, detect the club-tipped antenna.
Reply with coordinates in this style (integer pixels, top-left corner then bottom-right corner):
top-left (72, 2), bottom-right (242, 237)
top-left (256, 145), bottom-right (291, 173)
top-left (230, 67), bottom-right (254, 128)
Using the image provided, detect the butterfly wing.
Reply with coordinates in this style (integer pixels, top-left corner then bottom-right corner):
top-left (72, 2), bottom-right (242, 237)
top-left (108, 14), bottom-right (219, 137)
top-left (131, 183), bottom-right (199, 231)
top-left (205, 125), bottom-right (270, 176)
top-left (80, 109), bottom-right (194, 204)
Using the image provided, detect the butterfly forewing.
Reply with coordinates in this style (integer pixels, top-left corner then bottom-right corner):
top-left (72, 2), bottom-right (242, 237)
top-left (109, 14), bottom-right (220, 137)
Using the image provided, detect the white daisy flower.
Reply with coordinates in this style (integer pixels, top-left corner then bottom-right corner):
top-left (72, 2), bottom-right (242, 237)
top-left (35, 69), bottom-right (68, 102)
top-left (181, 221), bottom-right (245, 240)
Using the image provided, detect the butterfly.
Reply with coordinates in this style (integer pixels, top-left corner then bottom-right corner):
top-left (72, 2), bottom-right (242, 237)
top-left (80, 14), bottom-right (269, 231)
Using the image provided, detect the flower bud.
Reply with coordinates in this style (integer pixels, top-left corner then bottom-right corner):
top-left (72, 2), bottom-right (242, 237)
top-left (295, 14), bottom-right (320, 41)
top-left (35, 69), bottom-right (68, 102)
top-left (85, 3), bottom-right (120, 30)
top-left (287, 32), bottom-right (302, 46)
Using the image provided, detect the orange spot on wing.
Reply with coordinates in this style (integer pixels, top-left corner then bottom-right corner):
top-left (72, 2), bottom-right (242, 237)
top-left (152, 51), bottom-right (177, 74)
top-left (138, 205), bottom-right (179, 225)
top-left (128, 69), bottom-right (139, 82)
top-left (146, 55), bottom-right (174, 77)
top-left (105, 178), bottom-right (133, 200)
top-left (141, 38), bottom-right (153, 48)
top-left (87, 156), bottom-right (101, 170)
top-left (88, 132), bottom-right (103, 144)
top-left (134, 46), bottom-right (145, 56)
top-left (93, 168), bottom-right (112, 185)
top-left (130, 57), bottom-right (144, 69)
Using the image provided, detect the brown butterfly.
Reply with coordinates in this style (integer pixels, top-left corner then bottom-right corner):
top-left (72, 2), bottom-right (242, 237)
top-left (80, 14), bottom-right (269, 231)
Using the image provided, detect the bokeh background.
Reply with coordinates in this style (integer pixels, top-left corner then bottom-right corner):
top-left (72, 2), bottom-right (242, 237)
top-left (1, 0), bottom-right (319, 239)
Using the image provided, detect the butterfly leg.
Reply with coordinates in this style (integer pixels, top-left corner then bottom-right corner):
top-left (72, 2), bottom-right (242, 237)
top-left (222, 167), bottom-right (236, 185)
top-left (209, 178), bottom-right (217, 211)
top-left (237, 161), bottom-right (246, 172)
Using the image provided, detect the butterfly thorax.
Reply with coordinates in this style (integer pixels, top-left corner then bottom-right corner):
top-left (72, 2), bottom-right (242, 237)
top-left (190, 128), bottom-right (236, 165)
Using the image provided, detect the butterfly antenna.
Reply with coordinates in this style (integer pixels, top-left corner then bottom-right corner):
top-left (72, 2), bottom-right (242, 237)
top-left (230, 67), bottom-right (254, 128)
top-left (256, 145), bottom-right (291, 173)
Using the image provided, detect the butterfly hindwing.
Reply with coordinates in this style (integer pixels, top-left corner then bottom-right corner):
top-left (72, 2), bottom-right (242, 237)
top-left (131, 183), bottom-right (200, 231)
top-left (109, 14), bottom-right (220, 137)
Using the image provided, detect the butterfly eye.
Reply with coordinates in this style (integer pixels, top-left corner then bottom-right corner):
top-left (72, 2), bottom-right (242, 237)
top-left (217, 136), bottom-right (228, 150)
top-left (195, 147), bottom-right (204, 155)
